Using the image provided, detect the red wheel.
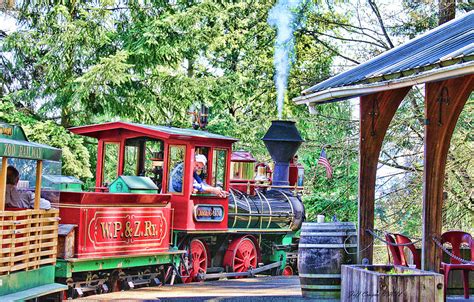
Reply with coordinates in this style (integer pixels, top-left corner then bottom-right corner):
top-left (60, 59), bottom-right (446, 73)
top-left (180, 239), bottom-right (208, 283)
top-left (223, 237), bottom-right (258, 277)
top-left (282, 265), bottom-right (294, 276)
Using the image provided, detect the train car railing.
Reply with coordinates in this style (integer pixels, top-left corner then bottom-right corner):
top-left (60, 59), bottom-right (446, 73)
top-left (0, 208), bottom-right (59, 275)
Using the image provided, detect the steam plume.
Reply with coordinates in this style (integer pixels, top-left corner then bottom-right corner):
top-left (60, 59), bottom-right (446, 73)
top-left (268, 0), bottom-right (304, 119)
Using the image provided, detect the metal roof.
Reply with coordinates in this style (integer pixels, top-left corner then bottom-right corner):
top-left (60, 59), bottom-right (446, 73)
top-left (294, 11), bottom-right (474, 106)
top-left (69, 121), bottom-right (238, 142)
top-left (0, 122), bottom-right (62, 161)
top-left (133, 123), bottom-right (237, 141)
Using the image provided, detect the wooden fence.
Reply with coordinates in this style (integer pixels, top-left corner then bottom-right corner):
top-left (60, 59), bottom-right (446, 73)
top-left (0, 209), bottom-right (59, 274)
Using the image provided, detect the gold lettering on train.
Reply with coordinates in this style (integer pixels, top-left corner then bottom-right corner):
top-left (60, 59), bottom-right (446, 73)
top-left (0, 127), bottom-right (13, 136)
top-left (100, 222), bottom-right (112, 238)
top-left (113, 222), bottom-right (122, 238)
top-left (144, 221), bottom-right (153, 237)
top-left (98, 220), bottom-right (158, 239)
top-left (134, 221), bottom-right (141, 237)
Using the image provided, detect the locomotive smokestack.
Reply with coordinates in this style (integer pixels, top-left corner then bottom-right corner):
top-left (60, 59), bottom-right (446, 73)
top-left (262, 120), bottom-right (304, 186)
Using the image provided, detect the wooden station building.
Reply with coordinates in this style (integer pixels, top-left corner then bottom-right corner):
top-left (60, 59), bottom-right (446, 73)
top-left (293, 12), bottom-right (473, 272)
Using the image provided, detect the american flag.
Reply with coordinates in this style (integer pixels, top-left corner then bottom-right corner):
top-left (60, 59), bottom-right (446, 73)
top-left (318, 148), bottom-right (333, 179)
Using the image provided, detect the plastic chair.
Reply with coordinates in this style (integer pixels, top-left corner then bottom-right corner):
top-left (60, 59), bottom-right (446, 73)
top-left (440, 231), bottom-right (474, 299)
top-left (385, 233), bottom-right (403, 266)
top-left (394, 233), bottom-right (421, 269)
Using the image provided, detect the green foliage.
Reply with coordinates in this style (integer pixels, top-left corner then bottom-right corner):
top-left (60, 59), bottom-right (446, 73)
top-left (296, 102), bottom-right (359, 222)
top-left (0, 100), bottom-right (92, 179)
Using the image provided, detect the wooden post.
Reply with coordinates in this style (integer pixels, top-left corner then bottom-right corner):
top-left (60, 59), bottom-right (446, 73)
top-left (0, 157), bottom-right (8, 211)
top-left (96, 140), bottom-right (104, 189)
top-left (118, 140), bottom-right (125, 176)
top-left (422, 74), bottom-right (473, 271)
top-left (137, 140), bottom-right (146, 175)
top-left (34, 160), bottom-right (43, 209)
top-left (358, 87), bottom-right (411, 263)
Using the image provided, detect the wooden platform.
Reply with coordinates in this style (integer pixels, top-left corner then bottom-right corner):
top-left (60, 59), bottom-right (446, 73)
top-left (77, 276), bottom-right (474, 301)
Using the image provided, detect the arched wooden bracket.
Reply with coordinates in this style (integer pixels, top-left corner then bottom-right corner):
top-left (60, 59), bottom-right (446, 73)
top-left (422, 74), bottom-right (473, 272)
top-left (357, 86), bottom-right (411, 264)
top-left (437, 86), bottom-right (450, 126)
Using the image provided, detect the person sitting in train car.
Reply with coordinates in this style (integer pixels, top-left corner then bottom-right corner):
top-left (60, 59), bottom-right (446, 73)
top-left (5, 166), bottom-right (51, 210)
top-left (170, 154), bottom-right (228, 198)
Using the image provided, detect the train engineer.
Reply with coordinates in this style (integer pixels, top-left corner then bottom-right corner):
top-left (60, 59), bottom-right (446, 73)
top-left (170, 154), bottom-right (228, 197)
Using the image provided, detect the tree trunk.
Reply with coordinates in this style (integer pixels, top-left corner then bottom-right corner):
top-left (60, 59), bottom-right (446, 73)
top-left (438, 0), bottom-right (456, 25)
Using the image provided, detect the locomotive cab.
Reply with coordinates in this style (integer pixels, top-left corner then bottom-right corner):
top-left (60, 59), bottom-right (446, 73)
top-left (67, 122), bottom-right (237, 233)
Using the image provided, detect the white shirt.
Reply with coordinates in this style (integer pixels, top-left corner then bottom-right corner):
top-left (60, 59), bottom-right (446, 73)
top-left (5, 184), bottom-right (51, 210)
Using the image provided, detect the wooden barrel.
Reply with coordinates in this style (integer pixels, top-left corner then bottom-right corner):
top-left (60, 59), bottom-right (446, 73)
top-left (298, 222), bottom-right (357, 300)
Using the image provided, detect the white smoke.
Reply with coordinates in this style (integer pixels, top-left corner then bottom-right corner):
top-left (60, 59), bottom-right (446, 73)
top-left (268, 0), bottom-right (304, 120)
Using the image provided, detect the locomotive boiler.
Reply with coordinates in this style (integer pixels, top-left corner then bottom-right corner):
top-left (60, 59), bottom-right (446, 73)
top-left (228, 121), bottom-right (305, 232)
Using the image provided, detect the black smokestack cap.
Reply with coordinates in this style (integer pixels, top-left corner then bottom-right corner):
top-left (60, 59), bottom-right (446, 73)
top-left (262, 120), bottom-right (304, 162)
top-left (262, 120), bottom-right (304, 186)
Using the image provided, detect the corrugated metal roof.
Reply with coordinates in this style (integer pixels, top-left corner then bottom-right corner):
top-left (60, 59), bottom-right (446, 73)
top-left (69, 121), bottom-right (238, 142)
top-left (132, 123), bottom-right (237, 141)
top-left (300, 11), bottom-right (474, 97)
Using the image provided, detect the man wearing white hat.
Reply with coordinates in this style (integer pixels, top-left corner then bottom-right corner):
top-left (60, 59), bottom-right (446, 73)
top-left (170, 154), bottom-right (228, 198)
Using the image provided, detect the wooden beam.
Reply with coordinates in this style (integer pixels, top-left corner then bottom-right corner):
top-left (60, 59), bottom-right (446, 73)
top-left (34, 160), bottom-right (43, 209)
top-left (358, 87), bottom-right (411, 263)
top-left (118, 139), bottom-right (125, 176)
top-left (422, 74), bottom-right (473, 271)
top-left (95, 140), bottom-right (104, 189)
top-left (0, 157), bottom-right (8, 211)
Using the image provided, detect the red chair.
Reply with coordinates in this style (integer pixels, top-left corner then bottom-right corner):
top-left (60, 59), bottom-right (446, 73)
top-left (394, 233), bottom-right (421, 269)
top-left (385, 233), bottom-right (403, 266)
top-left (440, 231), bottom-right (474, 299)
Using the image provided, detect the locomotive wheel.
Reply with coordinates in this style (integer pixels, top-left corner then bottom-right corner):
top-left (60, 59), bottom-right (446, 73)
top-left (282, 265), bottom-right (294, 276)
top-left (180, 239), bottom-right (208, 283)
top-left (223, 237), bottom-right (258, 277)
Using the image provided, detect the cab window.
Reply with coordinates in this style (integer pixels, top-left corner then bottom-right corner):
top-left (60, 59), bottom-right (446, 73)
top-left (103, 142), bottom-right (119, 186)
top-left (212, 149), bottom-right (227, 189)
top-left (195, 147), bottom-right (210, 183)
top-left (167, 145), bottom-right (186, 194)
top-left (231, 162), bottom-right (255, 180)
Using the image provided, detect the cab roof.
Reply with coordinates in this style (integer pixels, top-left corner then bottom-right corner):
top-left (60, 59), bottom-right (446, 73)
top-left (0, 122), bottom-right (61, 161)
top-left (69, 121), bottom-right (238, 143)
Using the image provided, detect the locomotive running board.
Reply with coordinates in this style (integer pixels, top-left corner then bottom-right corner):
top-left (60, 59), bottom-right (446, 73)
top-left (197, 261), bottom-right (282, 280)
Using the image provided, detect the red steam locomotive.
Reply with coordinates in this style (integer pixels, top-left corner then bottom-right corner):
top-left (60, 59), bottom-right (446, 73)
top-left (43, 120), bottom-right (305, 298)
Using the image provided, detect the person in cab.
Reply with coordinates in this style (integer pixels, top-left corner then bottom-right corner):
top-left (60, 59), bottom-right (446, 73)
top-left (5, 166), bottom-right (51, 210)
top-left (170, 154), bottom-right (228, 198)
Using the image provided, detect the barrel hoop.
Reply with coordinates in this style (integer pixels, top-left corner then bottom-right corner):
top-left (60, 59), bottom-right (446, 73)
top-left (299, 273), bottom-right (341, 278)
top-left (300, 232), bottom-right (357, 236)
top-left (298, 244), bottom-right (357, 248)
top-left (301, 225), bottom-right (357, 231)
top-left (301, 228), bottom-right (355, 231)
top-left (301, 285), bottom-right (341, 290)
top-left (302, 223), bottom-right (355, 227)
